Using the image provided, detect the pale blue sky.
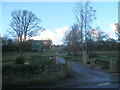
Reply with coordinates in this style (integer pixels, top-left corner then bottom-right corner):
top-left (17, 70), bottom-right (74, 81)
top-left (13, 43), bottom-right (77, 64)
top-left (1, 2), bottom-right (118, 44)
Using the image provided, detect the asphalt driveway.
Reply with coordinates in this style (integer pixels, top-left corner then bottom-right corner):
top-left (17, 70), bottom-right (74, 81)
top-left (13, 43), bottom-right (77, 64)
top-left (6, 61), bottom-right (119, 88)
top-left (49, 61), bottom-right (119, 88)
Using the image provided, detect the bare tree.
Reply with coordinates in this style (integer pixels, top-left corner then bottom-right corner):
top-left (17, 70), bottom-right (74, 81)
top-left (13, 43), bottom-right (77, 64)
top-left (8, 10), bottom-right (44, 55)
top-left (115, 23), bottom-right (120, 38)
top-left (73, 1), bottom-right (96, 64)
top-left (88, 27), bottom-right (108, 51)
top-left (89, 27), bottom-right (108, 41)
top-left (70, 24), bottom-right (81, 56)
top-left (63, 30), bottom-right (72, 55)
top-left (74, 2), bottom-right (84, 52)
top-left (8, 10), bottom-right (43, 42)
top-left (74, 1), bottom-right (96, 52)
top-left (63, 24), bottom-right (81, 56)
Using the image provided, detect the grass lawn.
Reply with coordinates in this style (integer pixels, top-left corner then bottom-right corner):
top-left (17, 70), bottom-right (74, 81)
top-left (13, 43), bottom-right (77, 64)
top-left (2, 51), bottom-right (118, 66)
top-left (96, 56), bottom-right (111, 62)
top-left (96, 51), bottom-right (118, 62)
top-left (60, 53), bottom-right (82, 62)
top-left (59, 51), bottom-right (118, 63)
top-left (2, 51), bottom-right (56, 66)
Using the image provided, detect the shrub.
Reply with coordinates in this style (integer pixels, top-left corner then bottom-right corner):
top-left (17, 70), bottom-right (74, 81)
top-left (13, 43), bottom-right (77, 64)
top-left (87, 61), bottom-right (90, 64)
top-left (89, 53), bottom-right (98, 58)
top-left (15, 56), bottom-right (25, 64)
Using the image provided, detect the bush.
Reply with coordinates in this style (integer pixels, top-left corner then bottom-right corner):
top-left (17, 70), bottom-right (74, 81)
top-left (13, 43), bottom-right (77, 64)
top-left (89, 53), bottom-right (98, 58)
top-left (15, 56), bottom-right (25, 64)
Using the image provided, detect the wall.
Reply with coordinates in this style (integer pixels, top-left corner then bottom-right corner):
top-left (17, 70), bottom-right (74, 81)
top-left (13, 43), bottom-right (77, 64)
top-left (2, 63), bottom-right (67, 86)
top-left (51, 46), bottom-right (63, 51)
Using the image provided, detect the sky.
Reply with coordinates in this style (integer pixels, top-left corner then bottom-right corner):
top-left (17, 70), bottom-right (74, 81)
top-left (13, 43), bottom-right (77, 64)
top-left (1, 1), bottom-right (118, 45)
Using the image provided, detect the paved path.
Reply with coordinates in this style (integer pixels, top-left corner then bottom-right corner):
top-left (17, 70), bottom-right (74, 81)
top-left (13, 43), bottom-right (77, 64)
top-left (42, 61), bottom-right (119, 88)
top-left (56, 57), bottom-right (66, 64)
top-left (14, 60), bottom-right (119, 88)
top-left (56, 53), bottom-right (67, 64)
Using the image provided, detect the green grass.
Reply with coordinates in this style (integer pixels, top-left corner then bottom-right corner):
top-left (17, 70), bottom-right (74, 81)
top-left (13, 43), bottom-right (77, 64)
top-left (60, 51), bottom-right (118, 63)
top-left (27, 56), bottom-right (53, 64)
top-left (60, 54), bottom-right (82, 62)
top-left (95, 51), bottom-right (118, 62)
top-left (96, 56), bottom-right (111, 62)
top-left (2, 51), bottom-right (118, 66)
top-left (2, 52), bottom-right (21, 61)
top-left (2, 51), bottom-right (56, 66)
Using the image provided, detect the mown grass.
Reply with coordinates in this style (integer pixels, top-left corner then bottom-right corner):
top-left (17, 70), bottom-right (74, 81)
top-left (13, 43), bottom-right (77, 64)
top-left (60, 51), bottom-right (118, 63)
top-left (2, 51), bottom-right (118, 66)
top-left (96, 51), bottom-right (118, 62)
top-left (60, 54), bottom-right (82, 62)
top-left (2, 51), bottom-right (56, 66)
top-left (96, 56), bottom-right (111, 62)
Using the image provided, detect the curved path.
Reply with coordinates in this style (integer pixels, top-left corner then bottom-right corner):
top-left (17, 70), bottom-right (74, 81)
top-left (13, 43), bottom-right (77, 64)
top-left (10, 59), bottom-right (119, 88)
top-left (47, 61), bottom-right (119, 88)
top-left (28, 61), bottom-right (119, 88)
top-left (56, 61), bottom-right (119, 88)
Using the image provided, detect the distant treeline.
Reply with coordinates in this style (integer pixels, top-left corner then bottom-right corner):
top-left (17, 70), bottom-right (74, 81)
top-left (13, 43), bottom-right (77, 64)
top-left (87, 38), bottom-right (118, 51)
top-left (1, 36), bottom-right (52, 52)
top-left (2, 39), bottom-right (32, 52)
top-left (63, 38), bottom-right (118, 53)
top-left (1, 36), bottom-right (118, 52)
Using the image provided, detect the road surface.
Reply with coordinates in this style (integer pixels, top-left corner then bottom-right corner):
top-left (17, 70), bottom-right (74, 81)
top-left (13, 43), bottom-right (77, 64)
top-left (25, 60), bottom-right (119, 88)
top-left (6, 57), bottom-right (119, 88)
top-left (49, 61), bottom-right (119, 88)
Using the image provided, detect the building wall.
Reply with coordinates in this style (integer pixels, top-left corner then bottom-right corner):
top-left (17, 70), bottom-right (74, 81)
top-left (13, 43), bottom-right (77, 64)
top-left (51, 46), bottom-right (62, 51)
top-left (32, 40), bottom-right (42, 51)
top-left (51, 45), bottom-right (65, 51)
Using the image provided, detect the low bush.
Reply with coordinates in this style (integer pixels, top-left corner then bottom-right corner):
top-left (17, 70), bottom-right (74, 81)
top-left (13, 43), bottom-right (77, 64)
top-left (89, 53), bottom-right (98, 58)
top-left (15, 56), bottom-right (25, 64)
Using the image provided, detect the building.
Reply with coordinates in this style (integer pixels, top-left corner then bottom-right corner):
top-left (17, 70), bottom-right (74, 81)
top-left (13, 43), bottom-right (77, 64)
top-left (51, 45), bottom-right (66, 51)
top-left (41, 38), bottom-right (52, 51)
top-left (32, 39), bottom-right (52, 52)
top-left (32, 40), bottom-right (42, 52)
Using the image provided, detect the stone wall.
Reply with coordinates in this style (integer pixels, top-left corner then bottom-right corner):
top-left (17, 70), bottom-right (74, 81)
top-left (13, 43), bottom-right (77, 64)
top-left (2, 63), bottom-right (67, 86)
top-left (96, 60), bottom-right (110, 69)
